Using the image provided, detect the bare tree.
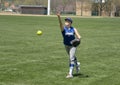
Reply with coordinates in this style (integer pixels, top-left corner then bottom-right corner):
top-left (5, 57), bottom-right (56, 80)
top-left (61, 0), bottom-right (68, 13)
top-left (70, 0), bottom-right (76, 12)
top-left (112, 0), bottom-right (120, 16)
top-left (91, 0), bottom-right (120, 16)
top-left (97, 0), bottom-right (108, 16)
top-left (61, 0), bottom-right (71, 14)
top-left (51, 0), bottom-right (75, 14)
top-left (51, 0), bottom-right (59, 14)
top-left (13, 0), bottom-right (26, 5)
top-left (102, 0), bottom-right (120, 16)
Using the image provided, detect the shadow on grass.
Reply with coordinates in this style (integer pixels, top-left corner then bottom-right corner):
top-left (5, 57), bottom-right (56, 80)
top-left (73, 73), bottom-right (89, 78)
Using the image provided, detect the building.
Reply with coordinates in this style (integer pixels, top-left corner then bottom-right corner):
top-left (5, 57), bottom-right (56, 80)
top-left (76, 1), bottom-right (91, 16)
top-left (20, 5), bottom-right (47, 15)
top-left (76, 0), bottom-right (120, 17)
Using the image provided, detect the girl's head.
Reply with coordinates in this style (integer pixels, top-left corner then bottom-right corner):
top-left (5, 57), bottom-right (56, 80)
top-left (65, 18), bottom-right (73, 27)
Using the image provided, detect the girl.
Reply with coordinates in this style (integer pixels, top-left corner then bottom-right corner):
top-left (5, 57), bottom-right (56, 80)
top-left (57, 14), bottom-right (82, 78)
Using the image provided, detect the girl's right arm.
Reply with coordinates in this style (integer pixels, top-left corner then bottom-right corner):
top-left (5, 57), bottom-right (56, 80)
top-left (57, 14), bottom-right (64, 31)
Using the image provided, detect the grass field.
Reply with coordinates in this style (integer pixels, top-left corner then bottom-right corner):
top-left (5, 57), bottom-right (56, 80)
top-left (0, 15), bottom-right (120, 85)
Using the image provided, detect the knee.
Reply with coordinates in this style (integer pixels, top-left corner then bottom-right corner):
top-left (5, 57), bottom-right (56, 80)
top-left (70, 56), bottom-right (75, 62)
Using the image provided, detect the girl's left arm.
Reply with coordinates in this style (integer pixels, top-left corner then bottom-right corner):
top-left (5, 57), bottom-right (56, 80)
top-left (74, 28), bottom-right (81, 39)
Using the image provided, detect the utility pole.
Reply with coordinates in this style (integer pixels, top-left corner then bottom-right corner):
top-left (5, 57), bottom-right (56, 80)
top-left (47, 0), bottom-right (51, 15)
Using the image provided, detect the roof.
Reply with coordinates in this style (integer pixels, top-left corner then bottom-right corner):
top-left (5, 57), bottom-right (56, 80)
top-left (19, 5), bottom-right (47, 8)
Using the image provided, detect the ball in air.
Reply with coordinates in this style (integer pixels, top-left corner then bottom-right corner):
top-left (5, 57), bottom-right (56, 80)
top-left (37, 30), bottom-right (42, 35)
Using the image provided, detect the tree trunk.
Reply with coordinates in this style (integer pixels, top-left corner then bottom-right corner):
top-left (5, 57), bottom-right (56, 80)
top-left (81, 1), bottom-right (83, 16)
top-left (100, 8), bottom-right (102, 16)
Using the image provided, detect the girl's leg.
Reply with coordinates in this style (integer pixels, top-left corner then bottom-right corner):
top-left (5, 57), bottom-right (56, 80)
top-left (65, 46), bottom-right (79, 78)
top-left (68, 47), bottom-right (76, 76)
top-left (74, 57), bottom-right (80, 73)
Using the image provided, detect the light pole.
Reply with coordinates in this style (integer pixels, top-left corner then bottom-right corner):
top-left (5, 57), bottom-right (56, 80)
top-left (47, 0), bottom-right (51, 15)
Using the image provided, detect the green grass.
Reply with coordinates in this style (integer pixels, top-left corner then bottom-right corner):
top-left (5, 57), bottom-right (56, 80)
top-left (0, 15), bottom-right (120, 85)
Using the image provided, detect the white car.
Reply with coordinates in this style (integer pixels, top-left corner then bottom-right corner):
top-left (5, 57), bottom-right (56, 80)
top-left (4, 8), bottom-right (13, 12)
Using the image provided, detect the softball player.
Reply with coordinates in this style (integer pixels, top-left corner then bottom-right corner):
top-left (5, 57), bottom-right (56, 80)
top-left (57, 14), bottom-right (81, 78)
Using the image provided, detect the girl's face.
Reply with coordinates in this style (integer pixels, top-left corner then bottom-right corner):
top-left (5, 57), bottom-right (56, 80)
top-left (65, 20), bottom-right (71, 27)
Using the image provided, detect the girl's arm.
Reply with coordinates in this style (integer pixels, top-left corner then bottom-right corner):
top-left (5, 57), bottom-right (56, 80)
top-left (74, 28), bottom-right (81, 39)
top-left (57, 14), bottom-right (64, 31)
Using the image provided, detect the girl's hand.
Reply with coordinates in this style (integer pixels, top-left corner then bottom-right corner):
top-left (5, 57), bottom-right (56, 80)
top-left (57, 14), bottom-right (60, 17)
top-left (56, 12), bottom-right (61, 17)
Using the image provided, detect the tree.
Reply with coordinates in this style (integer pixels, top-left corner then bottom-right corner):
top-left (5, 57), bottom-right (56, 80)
top-left (13, 0), bottom-right (25, 5)
top-left (111, 0), bottom-right (120, 16)
top-left (51, 0), bottom-right (59, 14)
top-left (50, 0), bottom-right (75, 14)
top-left (70, 0), bottom-right (76, 12)
top-left (61, 0), bottom-right (68, 13)
top-left (92, 0), bottom-right (108, 16)
top-left (61, 0), bottom-right (71, 14)
top-left (101, 0), bottom-right (120, 16)
top-left (92, 0), bottom-right (120, 16)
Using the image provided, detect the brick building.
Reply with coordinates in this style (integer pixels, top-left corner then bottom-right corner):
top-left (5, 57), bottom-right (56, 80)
top-left (76, 1), bottom-right (91, 16)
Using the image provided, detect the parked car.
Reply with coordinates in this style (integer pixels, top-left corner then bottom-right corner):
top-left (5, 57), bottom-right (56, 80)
top-left (4, 8), bottom-right (13, 12)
